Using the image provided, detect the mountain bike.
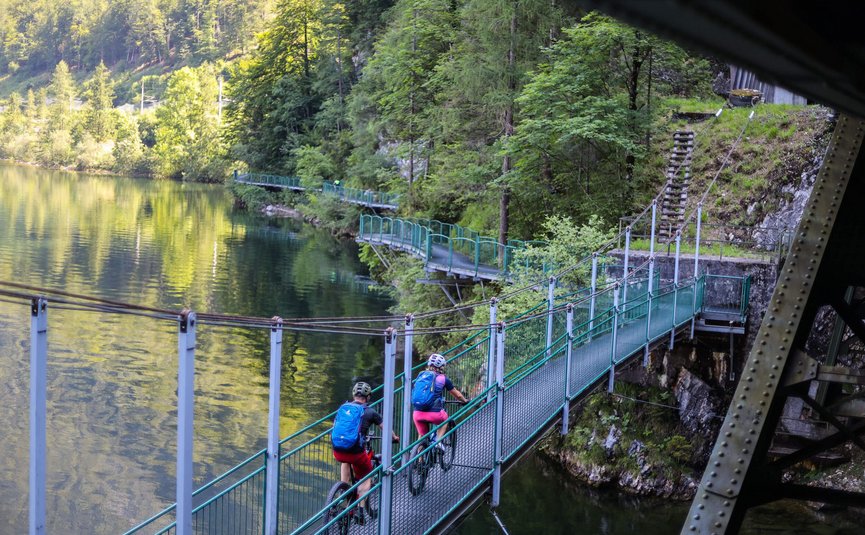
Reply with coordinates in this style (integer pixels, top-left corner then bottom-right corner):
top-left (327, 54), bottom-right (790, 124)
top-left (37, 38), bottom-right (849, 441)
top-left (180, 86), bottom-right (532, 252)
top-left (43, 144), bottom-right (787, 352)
top-left (408, 400), bottom-right (466, 496)
top-left (324, 435), bottom-right (387, 534)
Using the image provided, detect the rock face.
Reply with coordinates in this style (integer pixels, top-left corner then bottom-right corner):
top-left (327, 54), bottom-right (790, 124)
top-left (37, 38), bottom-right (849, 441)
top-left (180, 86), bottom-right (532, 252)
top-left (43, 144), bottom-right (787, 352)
top-left (673, 368), bottom-right (722, 462)
top-left (545, 437), bottom-right (699, 499)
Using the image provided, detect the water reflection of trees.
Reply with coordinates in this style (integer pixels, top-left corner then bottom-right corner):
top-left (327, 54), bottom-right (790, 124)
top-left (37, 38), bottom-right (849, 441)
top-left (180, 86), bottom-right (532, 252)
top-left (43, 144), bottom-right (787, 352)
top-left (0, 165), bottom-right (393, 533)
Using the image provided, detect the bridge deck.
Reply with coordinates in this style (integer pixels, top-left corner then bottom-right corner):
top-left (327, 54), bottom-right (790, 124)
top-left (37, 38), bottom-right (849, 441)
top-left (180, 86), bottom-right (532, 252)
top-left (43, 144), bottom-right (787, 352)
top-left (234, 173), bottom-right (399, 211)
top-left (362, 234), bottom-right (502, 281)
top-left (291, 286), bottom-right (697, 535)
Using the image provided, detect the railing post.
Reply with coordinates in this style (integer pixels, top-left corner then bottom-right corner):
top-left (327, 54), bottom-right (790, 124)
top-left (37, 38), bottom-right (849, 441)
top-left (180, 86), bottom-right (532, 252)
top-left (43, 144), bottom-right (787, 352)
top-left (401, 314), bottom-right (414, 467)
top-left (650, 199), bottom-right (657, 258)
top-left (670, 231), bottom-right (681, 350)
top-left (561, 304), bottom-right (574, 435)
top-left (176, 309), bottom-right (196, 535)
top-left (486, 298), bottom-right (498, 402)
top-left (608, 285), bottom-right (620, 393)
top-left (30, 297), bottom-right (47, 535)
top-left (379, 328), bottom-right (397, 535)
top-left (589, 252), bottom-right (598, 341)
top-left (643, 256), bottom-right (655, 367)
top-left (546, 276), bottom-right (556, 358)
top-left (264, 317), bottom-right (283, 535)
top-left (491, 322), bottom-right (505, 507)
top-left (691, 202), bottom-right (703, 339)
top-left (622, 225), bottom-right (631, 302)
top-left (475, 235), bottom-right (481, 276)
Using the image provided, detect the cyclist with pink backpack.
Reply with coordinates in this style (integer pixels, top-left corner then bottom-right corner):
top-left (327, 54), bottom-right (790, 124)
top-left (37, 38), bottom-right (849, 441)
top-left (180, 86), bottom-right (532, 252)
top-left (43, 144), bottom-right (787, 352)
top-left (412, 354), bottom-right (469, 449)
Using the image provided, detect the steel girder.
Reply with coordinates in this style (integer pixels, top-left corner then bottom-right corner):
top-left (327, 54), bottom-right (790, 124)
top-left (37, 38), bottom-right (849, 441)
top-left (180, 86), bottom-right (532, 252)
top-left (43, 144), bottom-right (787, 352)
top-left (682, 116), bottom-right (865, 533)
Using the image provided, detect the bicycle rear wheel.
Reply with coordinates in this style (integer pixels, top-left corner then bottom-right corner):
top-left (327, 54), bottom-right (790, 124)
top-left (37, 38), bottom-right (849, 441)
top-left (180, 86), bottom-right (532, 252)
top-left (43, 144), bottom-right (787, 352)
top-left (323, 481), bottom-right (352, 535)
top-left (408, 443), bottom-right (429, 496)
top-left (439, 426), bottom-right (457, 471)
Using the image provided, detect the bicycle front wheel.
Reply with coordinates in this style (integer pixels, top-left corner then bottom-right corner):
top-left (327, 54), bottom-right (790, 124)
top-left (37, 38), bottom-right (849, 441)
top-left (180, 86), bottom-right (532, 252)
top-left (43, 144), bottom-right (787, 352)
top-left (323, 481), bottom-right (352, 535)
top-left (408, 443), bottom-right (429, 496)
top-left (439, 427), bottom-right (457, 471)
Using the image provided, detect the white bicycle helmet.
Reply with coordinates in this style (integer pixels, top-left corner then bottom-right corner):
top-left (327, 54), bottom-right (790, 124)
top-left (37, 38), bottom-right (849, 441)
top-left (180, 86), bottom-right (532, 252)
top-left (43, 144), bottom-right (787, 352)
top-left (427, 353), bottom-right (446, 369)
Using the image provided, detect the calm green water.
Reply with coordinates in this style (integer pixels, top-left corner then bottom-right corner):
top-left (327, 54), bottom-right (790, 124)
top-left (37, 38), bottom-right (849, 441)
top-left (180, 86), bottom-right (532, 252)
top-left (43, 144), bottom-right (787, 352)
top-left (0, 164), bottom-right (856, 534)
top-left (0, 164), bottom-right (393, 533)
top-left (458, 453), bottom-right (860, 534)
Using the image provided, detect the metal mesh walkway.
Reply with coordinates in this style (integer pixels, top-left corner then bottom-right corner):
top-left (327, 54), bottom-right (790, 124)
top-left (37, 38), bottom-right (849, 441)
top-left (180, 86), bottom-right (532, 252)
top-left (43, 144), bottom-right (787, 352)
top-left (124, 273), bottom-right (723, 535)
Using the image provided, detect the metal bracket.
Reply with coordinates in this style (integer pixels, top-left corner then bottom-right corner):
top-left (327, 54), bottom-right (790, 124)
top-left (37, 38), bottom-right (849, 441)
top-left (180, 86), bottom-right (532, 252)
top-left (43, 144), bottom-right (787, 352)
top-left (782, 349), bottom-right (818, 388)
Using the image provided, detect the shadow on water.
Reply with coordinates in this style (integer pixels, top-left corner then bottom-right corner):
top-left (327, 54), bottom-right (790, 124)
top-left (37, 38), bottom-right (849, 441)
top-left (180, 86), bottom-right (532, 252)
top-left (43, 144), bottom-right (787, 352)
top-left (456, 453), bottom-right (861, 534)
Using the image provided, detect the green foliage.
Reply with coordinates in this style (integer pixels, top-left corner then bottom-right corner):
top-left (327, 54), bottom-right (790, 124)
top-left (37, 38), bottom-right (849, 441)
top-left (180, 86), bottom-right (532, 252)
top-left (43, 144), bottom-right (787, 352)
top-left (153, 64), bottom-right (226, 181)
top-left (228, 182), bottom-right (276, 211)
top-left (292, 145), bottom-right (337, 186)
top-left (83, 62), bottom-right (116, 141)
top-left (664, 435), bottom-right (693, 464)
top-left (297, 193), bottom-right (362, 233)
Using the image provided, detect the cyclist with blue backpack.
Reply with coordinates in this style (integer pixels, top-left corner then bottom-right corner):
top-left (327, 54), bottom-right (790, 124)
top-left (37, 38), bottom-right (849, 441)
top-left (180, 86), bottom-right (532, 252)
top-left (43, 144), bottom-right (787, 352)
top-left (412, 354), bottom-right (468, 448)
top-left (331, 382), bottom-right (398, 514)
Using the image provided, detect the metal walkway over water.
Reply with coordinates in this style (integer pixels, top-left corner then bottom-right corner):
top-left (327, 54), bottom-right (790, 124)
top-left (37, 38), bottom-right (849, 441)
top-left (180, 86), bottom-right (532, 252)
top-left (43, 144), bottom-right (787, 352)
top-left (357, 215), bottom-right (552, 282)
top-left (111, 268), bottom-right (747, 535)
top-left (7, 99), bottom-right (762, 535)
top-left (234, 172), bottom-right (400, 211)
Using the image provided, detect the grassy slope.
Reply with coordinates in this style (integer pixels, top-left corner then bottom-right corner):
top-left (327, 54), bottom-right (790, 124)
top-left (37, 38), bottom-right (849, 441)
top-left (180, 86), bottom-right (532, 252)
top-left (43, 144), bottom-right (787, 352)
top-left (642, 99), bottom-right (834, 241)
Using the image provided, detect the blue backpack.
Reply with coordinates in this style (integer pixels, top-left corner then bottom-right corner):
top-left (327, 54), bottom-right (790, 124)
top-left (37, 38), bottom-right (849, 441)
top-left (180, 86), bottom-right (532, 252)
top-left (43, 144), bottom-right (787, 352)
top-left (331, 402), bottom-right (365, 450)
top-left (412, 371), bottom-right (438, 411)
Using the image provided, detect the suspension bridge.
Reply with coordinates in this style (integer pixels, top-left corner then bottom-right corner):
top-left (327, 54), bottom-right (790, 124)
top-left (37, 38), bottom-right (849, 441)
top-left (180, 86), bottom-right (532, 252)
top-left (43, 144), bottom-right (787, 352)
top-left (0, 104), bottom-right (765, 535)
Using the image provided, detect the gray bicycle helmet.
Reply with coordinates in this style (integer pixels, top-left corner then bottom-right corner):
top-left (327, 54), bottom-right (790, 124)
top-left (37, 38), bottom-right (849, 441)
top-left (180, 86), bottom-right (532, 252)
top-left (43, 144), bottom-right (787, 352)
top-left (427, 353), bottom-right (446, 369)
top-left (352, 382), bottom-right (372, 398)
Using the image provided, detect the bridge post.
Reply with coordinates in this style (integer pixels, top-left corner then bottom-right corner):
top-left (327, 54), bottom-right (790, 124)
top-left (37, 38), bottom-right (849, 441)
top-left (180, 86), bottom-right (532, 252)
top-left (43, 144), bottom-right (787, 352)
top-left (589, 253), bottom-right (598, 341)
top-left (264, 317), bottom-right (283, 535)
top-left (644, 255), bottom-right (655, 367)
top-left (670, 231), bottom-right (681, 350)
top-left (486, 298), bottom-right (498, 402)
top-left (546, 276), bottom-right (556, 358)
top-left (379, 327), bottom-right (397, 535)
top-left (646, 199), bottom-right (657, 368)
top-left (561, 304), bottom-right (574, 435)
top-left (623, 225), bottom-right (631, 302)
top-left (401, 314), bottom-right (414, 467)
top-left (176, 309), bottom-right (196, 535)
top-left (608, 285), bottom-right (620, 393)
top-left (491, 322), bottom-right (505, 507)
top-left (691, 202), bottom-right (703, 339)
top-left (30, 297), bottom-right (47, 535)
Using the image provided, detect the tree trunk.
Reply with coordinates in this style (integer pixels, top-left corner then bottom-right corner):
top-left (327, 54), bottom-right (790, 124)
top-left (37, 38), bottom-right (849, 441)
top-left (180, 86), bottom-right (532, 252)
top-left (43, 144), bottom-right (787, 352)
top-left (624, 35), bottom-right (645, 206)
top-left (499, 6), bottom-right (518, 254)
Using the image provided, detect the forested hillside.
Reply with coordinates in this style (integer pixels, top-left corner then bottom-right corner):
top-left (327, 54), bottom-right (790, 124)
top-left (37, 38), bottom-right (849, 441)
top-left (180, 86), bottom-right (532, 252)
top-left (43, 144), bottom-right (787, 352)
top-left (0, 1), bottom-right (756, 246)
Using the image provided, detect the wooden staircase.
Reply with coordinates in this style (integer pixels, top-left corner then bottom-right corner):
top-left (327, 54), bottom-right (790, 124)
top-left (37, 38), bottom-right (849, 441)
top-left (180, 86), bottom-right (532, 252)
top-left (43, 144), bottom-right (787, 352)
top-left (658, 130), bottom-right (695, 239)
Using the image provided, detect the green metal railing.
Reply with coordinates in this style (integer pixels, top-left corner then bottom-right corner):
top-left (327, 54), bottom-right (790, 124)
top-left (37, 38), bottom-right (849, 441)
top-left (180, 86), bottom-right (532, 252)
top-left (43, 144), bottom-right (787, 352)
top-left (126, 270), bottom-right (748, 535)
top-left (235, 172), bottom-right (304, 190)
top-left (233, 171), bottom-right (399, 209)
top-left (321, 182), bottom-right (400, 208)
top-left (702, 274), bottom-right (752, 322)
top-left (357, 214), bottom-right (553, 279)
